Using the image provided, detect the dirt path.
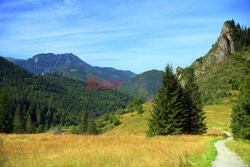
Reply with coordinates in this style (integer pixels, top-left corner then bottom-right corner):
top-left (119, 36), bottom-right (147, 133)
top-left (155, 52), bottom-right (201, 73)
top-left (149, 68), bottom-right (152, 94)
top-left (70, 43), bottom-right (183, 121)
top-left (212, 127), bottom-right (248, 167)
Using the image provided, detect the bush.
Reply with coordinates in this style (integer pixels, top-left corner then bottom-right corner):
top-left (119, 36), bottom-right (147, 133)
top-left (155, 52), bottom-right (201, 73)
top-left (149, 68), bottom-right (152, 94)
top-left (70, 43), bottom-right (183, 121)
top-left (68, 125), bottom-right (80, 134)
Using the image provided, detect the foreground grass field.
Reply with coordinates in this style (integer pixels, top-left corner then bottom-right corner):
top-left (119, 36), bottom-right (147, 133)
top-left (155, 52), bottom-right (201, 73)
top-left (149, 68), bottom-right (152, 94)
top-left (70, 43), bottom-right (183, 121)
top-left (0, 129), bottom-right (225, 167)
top-left (0, 102), bottom-right (244, 167)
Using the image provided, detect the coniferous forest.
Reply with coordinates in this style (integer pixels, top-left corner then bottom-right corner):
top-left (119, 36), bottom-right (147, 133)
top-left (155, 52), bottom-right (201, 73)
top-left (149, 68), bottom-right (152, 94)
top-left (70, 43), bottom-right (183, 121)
top-left (0, 57), bottom-right (132, 134)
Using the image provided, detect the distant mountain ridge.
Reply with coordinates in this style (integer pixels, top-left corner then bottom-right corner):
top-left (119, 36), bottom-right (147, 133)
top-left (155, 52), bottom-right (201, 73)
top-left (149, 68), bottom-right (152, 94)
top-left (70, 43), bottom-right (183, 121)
top-left (6, 53), bottom-right (136, 82)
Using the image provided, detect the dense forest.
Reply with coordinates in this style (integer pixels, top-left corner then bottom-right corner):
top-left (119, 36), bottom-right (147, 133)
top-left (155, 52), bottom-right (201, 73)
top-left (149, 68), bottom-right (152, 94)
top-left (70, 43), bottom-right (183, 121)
top-left (0, 57), bottom-right (132, 133)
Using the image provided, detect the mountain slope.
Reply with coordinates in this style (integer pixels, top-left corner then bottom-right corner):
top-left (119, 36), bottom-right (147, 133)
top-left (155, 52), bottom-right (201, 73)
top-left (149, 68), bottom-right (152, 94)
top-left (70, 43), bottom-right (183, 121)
top-left (6, 53), bottom-right (136, 82)
top-left (0, 57), bottom-right (132, 130)
top-left (176, 20), bottom-right (250, 104)
top-left (122, 70), bottom-right (163, 101)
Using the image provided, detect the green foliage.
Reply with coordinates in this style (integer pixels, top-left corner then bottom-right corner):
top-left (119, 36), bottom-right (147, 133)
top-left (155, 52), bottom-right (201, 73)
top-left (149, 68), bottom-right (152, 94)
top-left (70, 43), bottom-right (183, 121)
top-left (36, 124), bottom-right (44, 133)
top-left (95, 112), bottom-right (122, 133)
top-left (147, 64), bottom-right (186, 136)
top-left (0, 57), bottom-right (132, 133)
top-left (231, 73), bottom-right (250, 140)
top-left (87, 120), bottom-right (98, 135)
top-left (26, 114), bottom-right (35, 133)
top-left (68, 125), bottom-right (80, 134)
top-left (0, 91), bottom-right (12, 133)
top-left (137, 104), bottom-right (143, 114)
top-left (177, 21), bottom-right (249, 105)
top-left (127, 98), bottom-right (144, 109)
top-left (183, 68), bottom-right (207, 134)
top-left (13, 104), bottom-right (25, 133)
top-left (126, 98), bottom-right (144, 114)
top-left (122, 70), bottom-right (163, 100)
top-left (225, 19), bottom-right (250, 51)
top-left (79, 112), bottom-right (88, 134)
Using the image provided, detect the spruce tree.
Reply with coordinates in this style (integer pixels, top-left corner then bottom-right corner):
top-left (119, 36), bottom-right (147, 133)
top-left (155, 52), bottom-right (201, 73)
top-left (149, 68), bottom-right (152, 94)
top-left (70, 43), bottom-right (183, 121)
top-left (0, 91), bottom-right (12, 133)
top-left (26, 114), bottom-right (35, 133)
top-left (13, 104), bottom-right (25, 133)
top-left (147, 64), bottom-right (186, 136)
top-left (87, 119), bottom-right (97, 135)
top-left (80, 111), bottom-right (88, 134)
top-left (231, 73), bottom-right (250, 140)
top-left (183, 68), bottom-right (207, 134)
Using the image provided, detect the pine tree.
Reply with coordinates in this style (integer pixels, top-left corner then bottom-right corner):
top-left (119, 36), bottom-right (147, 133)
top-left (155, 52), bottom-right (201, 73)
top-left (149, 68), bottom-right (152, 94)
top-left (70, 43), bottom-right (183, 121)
top-left (79, 111), bottom-right (88, 134)
top-left (0, 91), bottom-right (12, 133)
top-left (13, 104), bottom-right (25, 133)
top-left (147, 64), bottom-right (186, 136)
top-left (183, 68), bottom-right (207, 134)
top-left (87, 119), bottom-right (98, 135)
top-left (137, 104), bottom-right (143, 114)
top-left (231, 73), bottom-right (250, 139)
top-left (26, 114), bottom-right (35, 133)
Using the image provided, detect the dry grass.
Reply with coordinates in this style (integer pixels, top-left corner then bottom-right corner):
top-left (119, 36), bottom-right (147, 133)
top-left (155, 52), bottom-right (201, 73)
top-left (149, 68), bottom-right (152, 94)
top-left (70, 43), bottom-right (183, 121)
top-left (0, 128), bottom-right (224, 167)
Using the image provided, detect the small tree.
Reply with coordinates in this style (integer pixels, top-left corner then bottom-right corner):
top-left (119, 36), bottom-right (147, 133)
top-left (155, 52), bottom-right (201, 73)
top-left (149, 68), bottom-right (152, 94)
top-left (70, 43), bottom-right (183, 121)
top-left (147, 64), bottom-right (186, 136)
top-left (13, 104), bottom-right (25, 133)
top-left (79, 111), bottom-right (88, 134)
top-left (0, 91), bottom-right (12, 133)
top-left (137, 104), bottom-right (144, 114)
top-left (231, 73), bottom-right (250, 139)
top-left (26, 114), bottom-right (35, 133)
top-left (87, 120), bottom-right (98, 135)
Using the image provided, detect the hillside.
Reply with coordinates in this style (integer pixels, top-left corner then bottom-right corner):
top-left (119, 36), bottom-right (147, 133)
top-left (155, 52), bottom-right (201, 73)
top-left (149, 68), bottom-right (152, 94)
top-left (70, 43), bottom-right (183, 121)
top-left (176, 20), bottom-right (250, 104)
top-left (122, 70), bottom-right (163, 101)
top-left (0, 57), bottom-right (132, 131)
top-left (6, 53), bottom-right (136, 82)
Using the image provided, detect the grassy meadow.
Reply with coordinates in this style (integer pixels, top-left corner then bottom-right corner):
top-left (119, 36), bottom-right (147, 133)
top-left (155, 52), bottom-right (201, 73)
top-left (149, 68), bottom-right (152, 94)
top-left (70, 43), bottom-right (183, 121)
top-left (0, 102), bottom-right (244, 167)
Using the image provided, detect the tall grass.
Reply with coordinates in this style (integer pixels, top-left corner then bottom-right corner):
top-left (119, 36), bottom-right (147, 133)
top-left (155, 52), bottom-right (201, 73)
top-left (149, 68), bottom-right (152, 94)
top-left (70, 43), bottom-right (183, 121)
top-left (0, 128), bottom-right (224, 167)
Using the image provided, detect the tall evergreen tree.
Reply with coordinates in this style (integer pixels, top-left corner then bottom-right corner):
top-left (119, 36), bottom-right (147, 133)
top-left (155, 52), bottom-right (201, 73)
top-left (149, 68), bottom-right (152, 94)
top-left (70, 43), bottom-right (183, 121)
top-left (183, 68), bottom-right (207, 134)
top-left (231, 73), bottom-right (250, 140)
top-left (26, 114), bottom-right (35, 133)
top-left (87, 119), bottom-right (98, 135)
top-left (0, 91), bottom-right (12, 133)
top-left (13, 104), bottom-right (25, 133)
top-left (79, 111), bottom-right (88, 134)
top-left (147, 64), bottom-right (186, 136)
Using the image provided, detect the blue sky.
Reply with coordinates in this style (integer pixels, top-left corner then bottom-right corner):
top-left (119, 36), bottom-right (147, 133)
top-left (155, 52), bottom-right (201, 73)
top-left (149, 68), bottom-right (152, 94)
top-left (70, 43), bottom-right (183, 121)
top-left (0, 0), bottom-right (249, 73)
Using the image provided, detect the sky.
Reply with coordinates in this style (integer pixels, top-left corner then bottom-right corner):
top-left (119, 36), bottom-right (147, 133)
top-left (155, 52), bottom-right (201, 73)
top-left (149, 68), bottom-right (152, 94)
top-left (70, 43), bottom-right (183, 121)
top-left (0, 0), bottom-right (249, 74)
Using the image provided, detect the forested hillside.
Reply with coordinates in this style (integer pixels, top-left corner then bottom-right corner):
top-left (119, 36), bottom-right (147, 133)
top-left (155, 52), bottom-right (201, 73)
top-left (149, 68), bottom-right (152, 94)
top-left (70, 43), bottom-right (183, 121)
top-left (122, 70), bottom-right (163, 101)
top-left (0, 57), bottom-right (132, 133)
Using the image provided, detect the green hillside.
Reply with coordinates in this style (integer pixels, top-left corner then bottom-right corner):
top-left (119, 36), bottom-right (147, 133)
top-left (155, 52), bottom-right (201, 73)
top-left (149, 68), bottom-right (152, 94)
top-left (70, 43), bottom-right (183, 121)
top-left (122, 70), bottom-right (163, 101)
top-left (0, 57), bottom-right (132, 132)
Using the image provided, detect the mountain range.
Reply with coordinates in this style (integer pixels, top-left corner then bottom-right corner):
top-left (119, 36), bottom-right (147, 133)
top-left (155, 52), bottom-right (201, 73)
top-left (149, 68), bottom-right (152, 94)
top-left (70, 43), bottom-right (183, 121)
top-left (6, 53), bottom-right (136, 82)
top-left (4, 20), bottom-right (250, 104)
